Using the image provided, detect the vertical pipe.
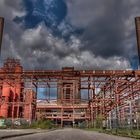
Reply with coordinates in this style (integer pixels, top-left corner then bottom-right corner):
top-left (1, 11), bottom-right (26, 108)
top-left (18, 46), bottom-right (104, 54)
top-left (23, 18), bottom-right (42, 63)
top-left (15, 65), bottom-right (22, 118)
top-left (0, 17), bottom-right (4, 54)
top-left (0, 82), bottom-right (10, 118)
top-left (135, 17), bottom-right (140, 68)
top-left (61, 108), bottom-right (63, 128)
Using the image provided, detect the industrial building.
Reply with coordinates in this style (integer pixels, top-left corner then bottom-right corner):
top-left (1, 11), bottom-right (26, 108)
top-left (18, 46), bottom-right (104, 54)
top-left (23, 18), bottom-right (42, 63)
top-left (0, 17), bottom-right (140, 128)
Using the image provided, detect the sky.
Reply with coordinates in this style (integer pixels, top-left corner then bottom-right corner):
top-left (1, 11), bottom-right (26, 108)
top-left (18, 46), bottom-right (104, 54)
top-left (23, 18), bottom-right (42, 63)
top-left (0, 0), bottom-right (140, 70)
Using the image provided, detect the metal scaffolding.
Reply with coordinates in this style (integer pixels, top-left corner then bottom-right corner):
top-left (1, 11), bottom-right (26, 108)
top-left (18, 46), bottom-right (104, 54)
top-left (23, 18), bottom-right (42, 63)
top-left (0, 58), bottom-right (140, 128)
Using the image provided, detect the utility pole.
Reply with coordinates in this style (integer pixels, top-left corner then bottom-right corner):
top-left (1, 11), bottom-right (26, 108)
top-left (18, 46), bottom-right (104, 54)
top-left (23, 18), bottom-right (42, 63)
top-left (115, 81), bottom-right (118, 133)
top-left (125, 100), bottom-right (133, 134)
top-left (136, 112), bottom-right (139, 130)
top-left (129, 101), bottom-right (133, 134)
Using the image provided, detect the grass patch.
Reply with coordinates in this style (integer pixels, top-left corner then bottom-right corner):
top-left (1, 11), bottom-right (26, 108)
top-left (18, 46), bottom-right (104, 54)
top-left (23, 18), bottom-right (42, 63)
top-left (30, 119), bottom-right (53, 129)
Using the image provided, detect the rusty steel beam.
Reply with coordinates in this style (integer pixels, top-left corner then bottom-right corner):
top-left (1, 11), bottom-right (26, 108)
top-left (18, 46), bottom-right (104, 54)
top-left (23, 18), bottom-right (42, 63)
top-left (0, 58), bottom-right (140, 126)
top-left (0, 70), bottom-right (137, 78)
top-left (0, 17), bottom-right (4, 54)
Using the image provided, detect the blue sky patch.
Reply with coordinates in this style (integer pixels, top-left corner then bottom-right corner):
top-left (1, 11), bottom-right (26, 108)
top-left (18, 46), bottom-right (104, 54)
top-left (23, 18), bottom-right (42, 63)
top-left (14, 0), bottom-right (84, 39)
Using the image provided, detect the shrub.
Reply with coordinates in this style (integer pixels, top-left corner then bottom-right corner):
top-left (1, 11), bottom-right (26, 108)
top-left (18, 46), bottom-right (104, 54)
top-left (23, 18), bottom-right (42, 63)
top-left (5, 119), bottom-right (12, 127)
top-left (31, 119), bottom-right (53, 129)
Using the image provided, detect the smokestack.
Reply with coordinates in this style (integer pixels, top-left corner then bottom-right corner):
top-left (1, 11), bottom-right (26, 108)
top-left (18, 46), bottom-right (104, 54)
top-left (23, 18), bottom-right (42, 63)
top-left (135, 17), bottom-right (140, 69)
top-left (0, 17), bottom-right (4, 54)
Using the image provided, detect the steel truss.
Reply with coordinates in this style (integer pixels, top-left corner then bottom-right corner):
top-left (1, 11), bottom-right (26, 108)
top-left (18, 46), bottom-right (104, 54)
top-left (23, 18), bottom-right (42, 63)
top-left (0, 59), bottom-right (140, 127)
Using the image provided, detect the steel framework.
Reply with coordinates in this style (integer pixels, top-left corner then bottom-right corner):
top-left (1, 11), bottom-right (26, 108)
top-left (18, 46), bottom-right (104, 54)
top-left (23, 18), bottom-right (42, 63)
top-left (0, 58), bottom-right (140, 127)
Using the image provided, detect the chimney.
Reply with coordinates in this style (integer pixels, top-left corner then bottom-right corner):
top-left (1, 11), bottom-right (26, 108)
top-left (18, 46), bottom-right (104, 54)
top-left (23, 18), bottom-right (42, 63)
top-left (135, 17), bottom-right (140, 68)
top-left (0, 17), bottom-right (4, 53)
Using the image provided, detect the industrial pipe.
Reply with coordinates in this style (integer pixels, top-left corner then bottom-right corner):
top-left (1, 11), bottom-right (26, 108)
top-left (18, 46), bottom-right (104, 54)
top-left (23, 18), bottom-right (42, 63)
top-left (135, 17), bottom-right (140, 68)
top-left (0, 17), bottom-right (4, 53)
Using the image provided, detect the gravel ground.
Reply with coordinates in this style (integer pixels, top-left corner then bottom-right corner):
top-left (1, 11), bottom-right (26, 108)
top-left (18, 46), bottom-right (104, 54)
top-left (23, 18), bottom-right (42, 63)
top-left (5, 128), bottom-right (136, 140)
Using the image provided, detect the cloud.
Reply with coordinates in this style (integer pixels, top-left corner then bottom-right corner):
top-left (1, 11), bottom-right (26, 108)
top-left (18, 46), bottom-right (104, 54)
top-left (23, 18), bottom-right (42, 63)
top-left (58, 51), bottom-right (131, 70)
top-left (0, 0), bottom-right (25, 58)
top-left (6, 23), bottom-right (130, 70)
top-left (0, 0), bottom-right (138, 70)
top-left (66, 0), bottom-right (140, 62)
top-left (0, 0), bottom-right (25, 20)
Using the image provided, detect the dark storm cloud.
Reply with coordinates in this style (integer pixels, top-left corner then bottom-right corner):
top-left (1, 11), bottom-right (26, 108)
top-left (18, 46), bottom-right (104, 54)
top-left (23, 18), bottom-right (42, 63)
top-left (4, 0), bottom-right (23, 11)
top-left (66, 0), bottom-right (140, 59)
top-left (81, 17), bottom-right (126, 58)
top-left (1, 0), bottom-right (140, 70)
